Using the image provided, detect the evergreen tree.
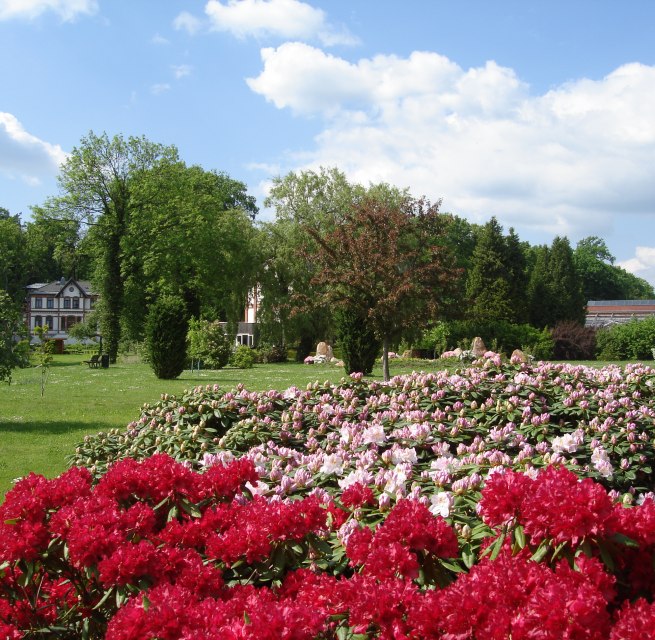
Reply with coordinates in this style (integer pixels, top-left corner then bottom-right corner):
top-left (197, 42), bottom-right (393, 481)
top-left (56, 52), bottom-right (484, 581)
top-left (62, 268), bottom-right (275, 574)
top-left (465, 217), bottom-right (514, 323)
top-left (504, 228), bottom-right (529, 323)
top-left (527, 245), bottom-right (552, 328)
top-left (334, 307), bottom-right (380, 375)
top-left (547, 236), bottom-right (586, 325)
top-left (145, 296), bottom-right (189, 379)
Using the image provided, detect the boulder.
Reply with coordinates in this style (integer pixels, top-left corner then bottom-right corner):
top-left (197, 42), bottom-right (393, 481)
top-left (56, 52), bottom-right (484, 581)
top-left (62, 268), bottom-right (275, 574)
top-left (471, 337), bottom-right (486, 358)
top-left (326, 344), bottom-right (334, 360)
top-left (316, 342), bottom-right (329, 356)
top-left (511, 349), bottom-right (528, 363)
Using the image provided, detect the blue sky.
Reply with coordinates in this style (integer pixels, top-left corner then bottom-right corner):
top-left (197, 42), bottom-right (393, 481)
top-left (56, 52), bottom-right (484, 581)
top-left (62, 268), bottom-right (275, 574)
top-left (1, 0), bottom-right (655, 284)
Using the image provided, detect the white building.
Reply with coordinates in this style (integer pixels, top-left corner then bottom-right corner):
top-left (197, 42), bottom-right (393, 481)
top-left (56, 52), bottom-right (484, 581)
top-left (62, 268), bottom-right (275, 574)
top-left (24, 278), bottom-right (98, 346)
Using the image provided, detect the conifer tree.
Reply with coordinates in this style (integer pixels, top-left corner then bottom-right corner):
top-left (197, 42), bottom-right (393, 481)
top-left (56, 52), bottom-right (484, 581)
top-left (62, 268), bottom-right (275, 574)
top-left (465, 217), bottom-right (514, 323)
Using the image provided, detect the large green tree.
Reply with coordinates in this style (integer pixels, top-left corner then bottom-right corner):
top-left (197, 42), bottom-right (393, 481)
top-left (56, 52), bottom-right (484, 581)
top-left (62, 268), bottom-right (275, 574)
top-left (122, 161), bottom-right (259, 340)
top-left (574, 236), bottom-right (655, 301)
top-left (50, 131), bottom-right (178, 362)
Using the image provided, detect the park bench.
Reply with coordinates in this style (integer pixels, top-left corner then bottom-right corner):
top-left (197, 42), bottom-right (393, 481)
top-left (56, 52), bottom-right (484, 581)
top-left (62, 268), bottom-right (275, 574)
top-left (83, 354), bottom-right (101, 368)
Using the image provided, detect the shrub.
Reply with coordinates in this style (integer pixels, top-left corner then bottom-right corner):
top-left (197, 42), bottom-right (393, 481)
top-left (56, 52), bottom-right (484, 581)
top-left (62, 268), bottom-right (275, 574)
top-left (229, 344), bottom-right (254, 369)
top-left (334, 307), bottom-right (380, 374)
top-left (413, 322), bottom-right (450, 357)
top-left (14, 359), bottom-right (655, 637)
top-left (551, 321), bottom-right (596, 360)
top-left (187, 318), bottom-right (232, 369)
top-left (596, 317), bottom-right (655, 361)
top-left (145, 296), bottom-right (188, 379)
top-left (254, 342), bottom-right (288, 363)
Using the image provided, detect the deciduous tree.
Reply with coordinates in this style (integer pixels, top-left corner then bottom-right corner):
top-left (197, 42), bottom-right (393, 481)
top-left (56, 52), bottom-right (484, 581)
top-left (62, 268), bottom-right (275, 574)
top-left (307, 195), bottom-right (460, 380)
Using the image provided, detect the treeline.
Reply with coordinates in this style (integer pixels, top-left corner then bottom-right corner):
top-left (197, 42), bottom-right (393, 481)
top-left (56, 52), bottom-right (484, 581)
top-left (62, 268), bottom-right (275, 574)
top-left (1, 132), bottom-right (653, 372)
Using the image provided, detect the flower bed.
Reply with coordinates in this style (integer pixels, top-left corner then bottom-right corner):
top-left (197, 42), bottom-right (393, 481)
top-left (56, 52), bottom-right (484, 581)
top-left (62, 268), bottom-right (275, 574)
top-left (3, 356), bottom-right (655, 637)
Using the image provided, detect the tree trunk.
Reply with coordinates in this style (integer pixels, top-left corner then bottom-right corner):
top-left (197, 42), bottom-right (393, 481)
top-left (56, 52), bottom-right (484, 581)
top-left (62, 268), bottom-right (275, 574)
top-left (382, 334), bottom-right (390, 382)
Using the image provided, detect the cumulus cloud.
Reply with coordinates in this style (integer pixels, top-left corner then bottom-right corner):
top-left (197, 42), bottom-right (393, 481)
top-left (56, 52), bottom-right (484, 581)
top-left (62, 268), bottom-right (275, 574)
top-left (0, 113), bottom-right (66, 186)
top-left (0, 0), bottom-right (98, 21)
top-left (173, 10), bottom-right (202, 35)
top-left (248, 44), bottom-right (655, 240)
top-left (205, 0), bottom-right (357, 45)
top-left (619, 247), bottom-right (655, 285)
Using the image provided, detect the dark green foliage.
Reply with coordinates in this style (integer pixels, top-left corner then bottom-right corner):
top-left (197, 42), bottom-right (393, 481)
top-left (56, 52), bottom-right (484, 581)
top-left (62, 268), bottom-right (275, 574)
top-left (596, 318), bottom-right (655, 361)
top-left (230, 345), bottom-right (255, 369)
top-left (528, 238), bottom-right (586, 328)
top-left (547, 237), bottom-right (586, 325)
top-left (334, 307), bottom-right (380, 375)
top-left (465, 218), bottom-right (529, 324)
top-left (295, 334), bottom-right (314, 362)
top-left (574, 237), bottom-right (655, 301)
top-left (551, 321), bottom-right (597, 360)
top-left (443, 319), bottom-right (552, 358)
top-left (145, 296), bottom-right (189, 379)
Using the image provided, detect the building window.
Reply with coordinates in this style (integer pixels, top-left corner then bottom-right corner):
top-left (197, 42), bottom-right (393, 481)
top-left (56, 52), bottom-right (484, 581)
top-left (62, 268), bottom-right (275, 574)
top-left (34, 316), bottom-right (42, 328)
top-left (34, 298), bottom-right (42, 309)
top-left (64, 298), bottom-right (71, 309)
top-left (45, 316), bottom-right (53, 331)
top-left (46, 298), bottom-right (54, 309)
top-left (72, 297), bottom-right (80, 309)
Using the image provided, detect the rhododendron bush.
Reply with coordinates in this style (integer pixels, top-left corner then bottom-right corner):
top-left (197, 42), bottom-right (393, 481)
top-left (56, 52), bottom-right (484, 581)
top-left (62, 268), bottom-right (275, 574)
top-left (4, 356), bottom-right (655, 638)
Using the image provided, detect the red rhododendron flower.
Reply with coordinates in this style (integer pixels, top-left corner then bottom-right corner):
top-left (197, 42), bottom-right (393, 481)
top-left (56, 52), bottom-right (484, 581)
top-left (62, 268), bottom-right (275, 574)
top-left (521, 466), bottom-right (614, 546)
top-left (610, 598), bottom-right (655, 640)
top-left (341, 482), bottom-right (375, 508)
top-left (479, 468), bottom-right (534, 527)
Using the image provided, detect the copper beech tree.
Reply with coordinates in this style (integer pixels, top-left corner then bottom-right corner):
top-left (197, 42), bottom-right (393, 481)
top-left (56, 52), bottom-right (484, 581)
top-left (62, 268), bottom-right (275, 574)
top-left (307, 196), bottom-right (461, 380)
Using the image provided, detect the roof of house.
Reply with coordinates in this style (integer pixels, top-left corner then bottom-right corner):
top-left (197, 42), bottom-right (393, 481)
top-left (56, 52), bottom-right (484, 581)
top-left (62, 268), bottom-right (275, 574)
top-left (28, 278), bottom-right (96, 297)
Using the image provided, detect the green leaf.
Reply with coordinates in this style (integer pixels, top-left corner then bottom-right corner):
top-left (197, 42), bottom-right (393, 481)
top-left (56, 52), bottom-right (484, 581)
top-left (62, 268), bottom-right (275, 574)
top-left (179, 497), bottom-right (202, 518)
top-left (531, 542), bottom-right (549, 563)
top-left (514, 524), bottom-right (526, 549)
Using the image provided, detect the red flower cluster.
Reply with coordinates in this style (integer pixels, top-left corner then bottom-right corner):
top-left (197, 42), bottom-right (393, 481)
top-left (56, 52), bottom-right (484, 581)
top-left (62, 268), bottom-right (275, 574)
top-left (480, 466), bottom-right (614, 546)
top-left (347, 499), bottom-right (458, 580)
top-left (410, 551), bottom-right (613, 639)
top-left (3, 458), bottom-right (655, 638)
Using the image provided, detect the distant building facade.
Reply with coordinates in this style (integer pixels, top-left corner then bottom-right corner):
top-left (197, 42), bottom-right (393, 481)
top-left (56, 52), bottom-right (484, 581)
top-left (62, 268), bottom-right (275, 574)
top-left (24, 278), bottom-right (98, 342)
top-left (586, 300), bottom-right (655, 328)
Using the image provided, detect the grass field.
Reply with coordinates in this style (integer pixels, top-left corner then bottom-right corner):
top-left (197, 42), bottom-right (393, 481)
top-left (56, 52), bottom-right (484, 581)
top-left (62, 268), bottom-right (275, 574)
top-left (0, 353), bottom-right (451, 495)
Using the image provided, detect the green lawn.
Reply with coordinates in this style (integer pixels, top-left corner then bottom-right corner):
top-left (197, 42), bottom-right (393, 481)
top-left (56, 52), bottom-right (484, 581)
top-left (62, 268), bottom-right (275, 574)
top-left (0, 354), bottom-right (448, 495)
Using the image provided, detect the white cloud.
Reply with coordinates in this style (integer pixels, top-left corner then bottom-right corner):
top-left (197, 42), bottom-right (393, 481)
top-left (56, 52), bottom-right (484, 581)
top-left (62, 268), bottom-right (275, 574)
top-left (247, 45), bottom-right (655, 241)
top-left (205, 0), bottom-right (357, 45)
top-left (171, 64), bottom-right (192, 79)
top-left (151, 33), bottom-right (169, 45)
top-left (619, 247), bottom-right (655, 285)
top-left (0, 0), bottom-right (98, 21)
top-left (0, 113), bottom-right (67, 185)
top-left (173, 10), bottom-right (202, 35)
top-left (150, 83), bottom-right (171, 95)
